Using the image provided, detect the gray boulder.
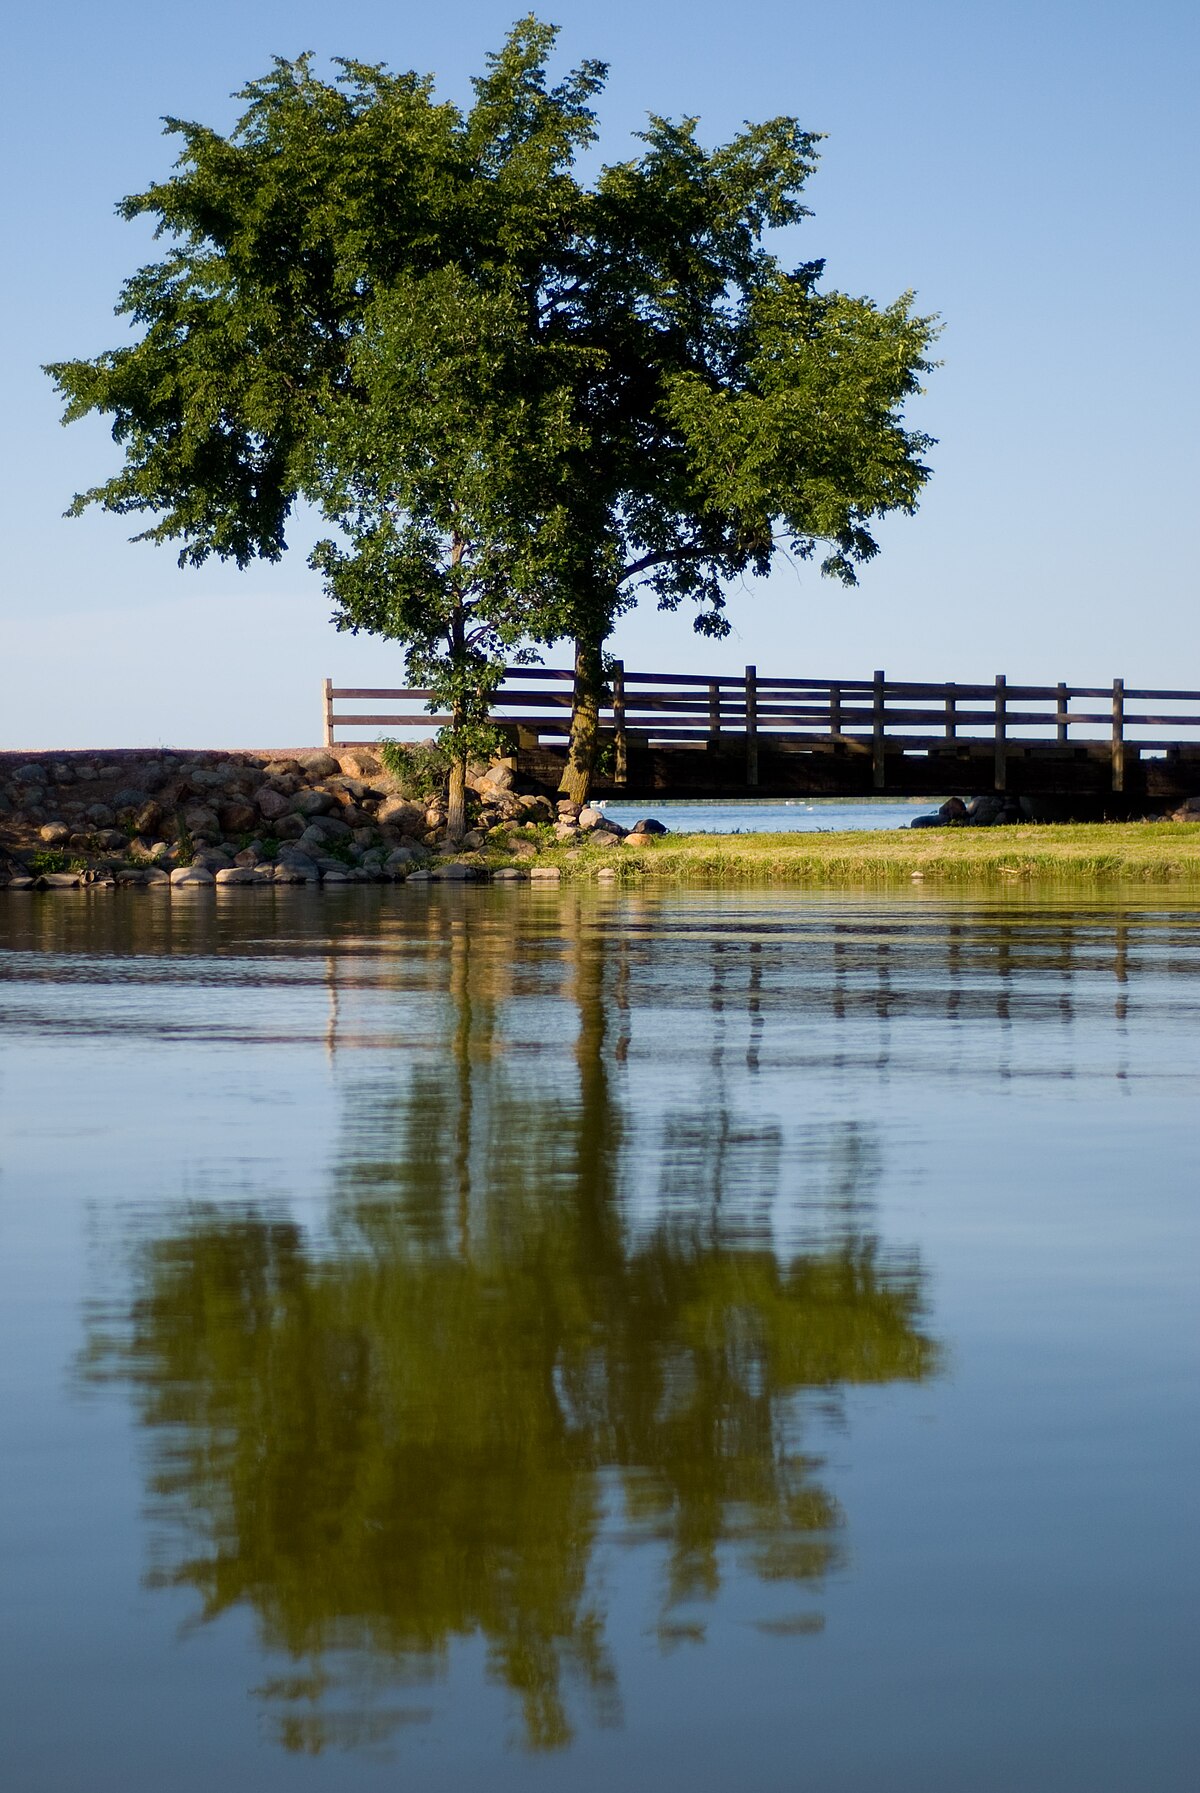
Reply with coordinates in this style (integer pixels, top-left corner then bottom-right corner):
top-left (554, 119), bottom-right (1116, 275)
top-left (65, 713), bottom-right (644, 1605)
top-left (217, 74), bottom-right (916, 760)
top-left (218, 799), bottom-right (258, 835)
top-left (295, 751), bottom-right (340, 780)
top-left (376, 796), bottom-right (427, 834)
top-left (966, 795), bottom-right (1005, 825)
top-left (254, 786), bottom-right (293, 821)
top-left (292, 788), bottom-right (337, 817)
top-left (277, 848), bottom-right (321, 882)
top-left (337, 748), bottom-right (382, 779)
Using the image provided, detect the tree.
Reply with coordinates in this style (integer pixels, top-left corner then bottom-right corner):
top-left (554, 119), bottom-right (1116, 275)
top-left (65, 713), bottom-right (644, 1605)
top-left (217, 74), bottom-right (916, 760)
top-left (47, 17), bottom-right (937, 811)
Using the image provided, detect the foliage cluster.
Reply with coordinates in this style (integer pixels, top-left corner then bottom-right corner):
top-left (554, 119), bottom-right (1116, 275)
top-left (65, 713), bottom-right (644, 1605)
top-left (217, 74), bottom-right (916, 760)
top-left (26, 849), bottom-right (87, 875)
top-left (377, 737), bottom-right (451, 801)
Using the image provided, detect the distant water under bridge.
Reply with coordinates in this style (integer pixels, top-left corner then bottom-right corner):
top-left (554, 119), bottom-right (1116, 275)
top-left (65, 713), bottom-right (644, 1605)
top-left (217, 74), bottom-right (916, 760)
top-left (325, 666), bottom-right (1200, 813)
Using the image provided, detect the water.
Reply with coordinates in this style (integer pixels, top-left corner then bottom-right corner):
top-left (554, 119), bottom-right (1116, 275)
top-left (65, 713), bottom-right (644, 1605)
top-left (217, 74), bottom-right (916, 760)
top-left (601, 797), bottom-right (931, 832)
top-left (1, 886), bottom-right (1197, 1791)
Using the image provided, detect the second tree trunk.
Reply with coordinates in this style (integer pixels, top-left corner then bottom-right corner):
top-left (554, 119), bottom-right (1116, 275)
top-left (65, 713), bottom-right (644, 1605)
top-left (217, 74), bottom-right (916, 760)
top-left (559, 635), bottom-right (604, 807)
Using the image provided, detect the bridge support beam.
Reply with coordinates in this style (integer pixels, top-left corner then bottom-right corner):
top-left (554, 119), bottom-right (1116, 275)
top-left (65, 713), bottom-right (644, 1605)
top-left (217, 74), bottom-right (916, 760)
top-left (872, 671), bottom-right (886, 790)
top-left (994, 674), bottom-right (1007, 791)
top-left (745, 666), bottom-right (758, 786)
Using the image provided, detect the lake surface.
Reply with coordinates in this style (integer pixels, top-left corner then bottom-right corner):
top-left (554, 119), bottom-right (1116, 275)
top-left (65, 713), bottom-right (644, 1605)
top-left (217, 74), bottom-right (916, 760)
top-left (602, 797), bottom-right (932, 832)
top-left (1, 886), bottom-right (1197, 1791)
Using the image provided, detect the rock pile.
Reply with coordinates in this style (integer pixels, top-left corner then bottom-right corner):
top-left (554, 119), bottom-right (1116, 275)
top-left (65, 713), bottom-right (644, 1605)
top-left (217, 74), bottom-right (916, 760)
top-left (909, 794), bottom-right (1036, 829)
top-left (0, 747), bottom-right (668, 890)
top-left (551, 801), bottom-right (670, 849)
top-left (912, 791), bottom-right (1200, 828)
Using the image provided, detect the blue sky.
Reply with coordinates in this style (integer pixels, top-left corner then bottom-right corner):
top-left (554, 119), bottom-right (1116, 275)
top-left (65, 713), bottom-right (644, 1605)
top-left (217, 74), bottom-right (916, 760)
top-left (2, 1), bottom-right (1197, 748)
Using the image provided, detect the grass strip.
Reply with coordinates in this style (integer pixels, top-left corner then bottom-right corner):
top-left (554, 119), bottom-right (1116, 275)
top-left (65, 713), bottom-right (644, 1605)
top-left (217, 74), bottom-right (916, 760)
top-left (484, 822), bottom-right (1200, 885)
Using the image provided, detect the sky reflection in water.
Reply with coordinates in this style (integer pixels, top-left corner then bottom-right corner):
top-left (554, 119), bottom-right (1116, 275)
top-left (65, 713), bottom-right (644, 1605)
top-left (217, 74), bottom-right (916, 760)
top-left (1, 887), bottom-right (1197, 1792)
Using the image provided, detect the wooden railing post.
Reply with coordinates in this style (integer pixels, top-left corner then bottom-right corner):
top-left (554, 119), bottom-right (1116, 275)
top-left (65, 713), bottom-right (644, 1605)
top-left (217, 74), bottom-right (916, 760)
top-left (745, 665), bottom-right (758, 787)
top-left (1056, 682), bottom-right (1069, 743)
top-left (994, 674), bottom-right (1007, 791)
top-left (1111, 677), bottom-right (1125, 792)
top-left (708, 678), bottom-right (722, 746)
top-left (872, 670), bottom-right (886, 790)
top-left (829, 681), bottom-right (842, 739)
top-left (611, 659), bottom-right (627, 786)
top-left (944, 681), bottom-right (957, 740)
top-left (323, 678), bottom-right (334, 748)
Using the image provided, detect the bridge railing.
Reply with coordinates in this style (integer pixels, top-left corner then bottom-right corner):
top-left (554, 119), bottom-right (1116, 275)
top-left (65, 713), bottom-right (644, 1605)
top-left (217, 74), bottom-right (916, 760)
top-left (324, 666), bottom-right (1200, 792)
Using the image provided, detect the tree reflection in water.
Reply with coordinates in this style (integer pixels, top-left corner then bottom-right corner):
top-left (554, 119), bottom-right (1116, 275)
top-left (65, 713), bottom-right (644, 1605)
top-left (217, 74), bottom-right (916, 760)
top-left (82, 896), bottom-right (939, 1755)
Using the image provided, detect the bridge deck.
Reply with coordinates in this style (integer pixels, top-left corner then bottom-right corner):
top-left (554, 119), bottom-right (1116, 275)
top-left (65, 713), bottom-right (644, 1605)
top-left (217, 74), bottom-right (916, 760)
top-left (324, 666), bottom-right (1200, 809)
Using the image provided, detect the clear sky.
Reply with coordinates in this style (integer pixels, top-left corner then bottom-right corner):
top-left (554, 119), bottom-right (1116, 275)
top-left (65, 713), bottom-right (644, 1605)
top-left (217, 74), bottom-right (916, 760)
top-left (2, 0), bottom-right (1197, 748)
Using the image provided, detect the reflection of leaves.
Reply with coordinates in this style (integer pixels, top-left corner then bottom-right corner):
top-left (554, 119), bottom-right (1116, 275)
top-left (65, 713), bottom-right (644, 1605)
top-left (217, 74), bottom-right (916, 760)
top-left (88, 1201), bottom-right (935, 1751)
top-left (79, 898), bottom-right (939, 1755)
top-left (654, 1620), bottom-right (707, 1653)
top-left (273, 1703), bottom-right (435, 1758)
top-left (753, 1612), bottom-right (825, 1637)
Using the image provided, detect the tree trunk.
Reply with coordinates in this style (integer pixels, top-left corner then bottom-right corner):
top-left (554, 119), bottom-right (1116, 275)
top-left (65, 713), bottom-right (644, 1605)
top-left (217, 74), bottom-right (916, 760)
top-left (447, 742), bottom-right (468, 844)
top-left (559, 633), bottom-right (605, 805)
top-left (446, 578), bottom-right (468, 843)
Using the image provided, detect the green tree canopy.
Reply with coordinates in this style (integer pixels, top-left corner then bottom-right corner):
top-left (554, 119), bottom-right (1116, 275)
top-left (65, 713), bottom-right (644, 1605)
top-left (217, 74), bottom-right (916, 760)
top-left (48, 15), bottom-right (937, 809)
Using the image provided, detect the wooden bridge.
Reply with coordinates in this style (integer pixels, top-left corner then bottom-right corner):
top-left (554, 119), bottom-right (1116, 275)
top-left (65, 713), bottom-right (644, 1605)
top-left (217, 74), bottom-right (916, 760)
top-left (324, 666), bottom-right (1200, 811)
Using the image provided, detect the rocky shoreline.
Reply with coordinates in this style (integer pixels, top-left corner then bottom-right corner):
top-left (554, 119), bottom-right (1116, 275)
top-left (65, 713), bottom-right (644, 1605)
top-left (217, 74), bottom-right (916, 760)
top-left (910, 792), bottom-right (1200, 828)
top-left (0, 747), bottom-right (668, 891)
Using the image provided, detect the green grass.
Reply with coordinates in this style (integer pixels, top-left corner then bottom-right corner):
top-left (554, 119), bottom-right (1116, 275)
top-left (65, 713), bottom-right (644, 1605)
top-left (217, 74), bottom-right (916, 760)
top-left (25, 849), bottom-right (88, 875)
top-left (473, 822), bottom-right (1200, 885)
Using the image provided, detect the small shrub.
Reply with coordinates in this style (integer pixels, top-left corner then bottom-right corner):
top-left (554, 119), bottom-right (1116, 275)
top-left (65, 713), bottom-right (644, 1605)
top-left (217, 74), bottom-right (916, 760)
top-left (320, 839), bottom-right (357, 867)
top-left (378, 738), bottom-right (451, 801)
top-left (27, 849), bottom-right (86, 875)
